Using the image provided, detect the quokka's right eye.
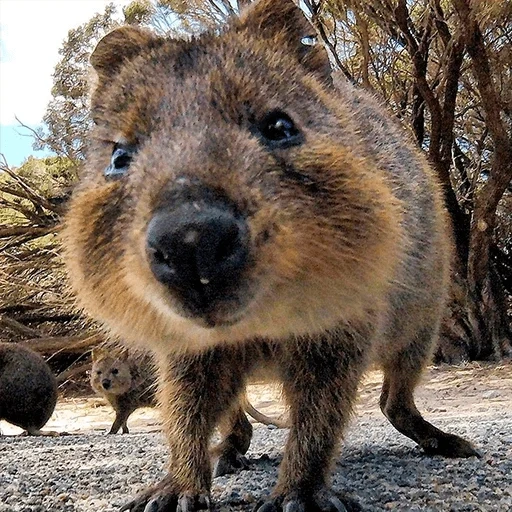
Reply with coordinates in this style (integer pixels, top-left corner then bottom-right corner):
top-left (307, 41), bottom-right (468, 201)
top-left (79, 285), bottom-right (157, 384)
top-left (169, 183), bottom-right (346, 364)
top-left (104, 143), bottom-right (136, 180)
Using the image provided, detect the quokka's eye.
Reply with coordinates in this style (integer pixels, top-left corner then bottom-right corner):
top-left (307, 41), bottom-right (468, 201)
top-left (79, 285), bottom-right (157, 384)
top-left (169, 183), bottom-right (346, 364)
top-left (104, 142), bottom-right (136, 180)
top-left (258, 110), bottom-right (303, 149)
top-left (111, 368), bottom-right (119, 375)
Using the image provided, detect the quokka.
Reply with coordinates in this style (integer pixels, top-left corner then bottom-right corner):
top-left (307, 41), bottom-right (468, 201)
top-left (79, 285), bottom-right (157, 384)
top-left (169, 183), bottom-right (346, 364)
top-left (62, 0), bottom-right (478, 510)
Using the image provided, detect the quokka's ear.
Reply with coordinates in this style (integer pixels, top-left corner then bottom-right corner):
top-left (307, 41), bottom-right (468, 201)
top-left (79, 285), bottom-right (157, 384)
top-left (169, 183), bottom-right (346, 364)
top-left (117, 349), bottom-right (130, 362)
top-left (237, 0), bottom-right (331, 84)
top-left (91, 346), bottom-right (106, 362)
top-left (91, 26), bottom-right (160, 80)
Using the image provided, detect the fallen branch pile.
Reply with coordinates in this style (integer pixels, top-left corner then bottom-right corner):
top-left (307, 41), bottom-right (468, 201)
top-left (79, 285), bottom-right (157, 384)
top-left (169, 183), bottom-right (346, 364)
top-left (0, 155), bottom-right (100, 391)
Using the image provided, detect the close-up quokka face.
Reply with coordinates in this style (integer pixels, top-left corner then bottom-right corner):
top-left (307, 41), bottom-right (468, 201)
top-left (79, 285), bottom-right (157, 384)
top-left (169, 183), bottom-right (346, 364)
top-left (63, 1), bottom-right (403, 353)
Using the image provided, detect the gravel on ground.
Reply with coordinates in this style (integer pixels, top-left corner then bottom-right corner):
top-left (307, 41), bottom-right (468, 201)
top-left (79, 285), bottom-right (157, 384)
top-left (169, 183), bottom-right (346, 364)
top-left (1, 363), bottom-right (511, 511)
top-left (1, 413), bottom-right (511, 511)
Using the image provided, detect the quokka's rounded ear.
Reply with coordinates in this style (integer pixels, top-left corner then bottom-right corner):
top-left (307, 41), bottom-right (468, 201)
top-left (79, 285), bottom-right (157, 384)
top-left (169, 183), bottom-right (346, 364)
top-left (91, 26), bottom-right (160, 80)
top-left (91, 346), bottom-right (105, 361)
top-left (117, 349), bottom-right (130, 362)
top-left (237, 0), bottom-right (332, 84)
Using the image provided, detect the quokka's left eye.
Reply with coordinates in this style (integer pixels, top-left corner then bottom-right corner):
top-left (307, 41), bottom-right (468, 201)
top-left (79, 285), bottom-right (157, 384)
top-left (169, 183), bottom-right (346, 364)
top-left (104, 143), bottom-right (136, 180)
top-left (258, 110), bottom-right (303, 149)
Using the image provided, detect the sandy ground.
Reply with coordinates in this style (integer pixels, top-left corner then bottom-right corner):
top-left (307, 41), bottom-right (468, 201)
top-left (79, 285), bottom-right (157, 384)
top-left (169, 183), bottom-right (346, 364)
top-left (1, 361), bottom-right (511, 435)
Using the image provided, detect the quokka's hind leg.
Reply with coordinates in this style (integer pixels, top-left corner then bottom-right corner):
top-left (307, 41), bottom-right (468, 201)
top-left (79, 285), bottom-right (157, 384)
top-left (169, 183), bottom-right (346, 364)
top-left (379, 326), bottom-right (479, 458)
top-left (110, 407), bottom-right (133, 434)
top-left (212, 391), bottom-right (288, 477)
top-left (212, 401), bottom-right (253, 478)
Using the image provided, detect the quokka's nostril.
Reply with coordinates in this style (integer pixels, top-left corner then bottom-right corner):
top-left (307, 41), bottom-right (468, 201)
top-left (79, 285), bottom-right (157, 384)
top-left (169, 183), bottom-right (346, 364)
top-left (215, 227), bottom-right (240, 263)
top-left (149, 246), bottom-right (170, 265)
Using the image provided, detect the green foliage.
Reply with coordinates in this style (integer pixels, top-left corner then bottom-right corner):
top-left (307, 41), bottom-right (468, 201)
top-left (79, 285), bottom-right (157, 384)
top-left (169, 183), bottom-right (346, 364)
top-left (0, 156), bottom-right (71, 229)
top-left (123, 0), bottom-right (155, 25)
top-left (160, 0), bottom-right (236, 32)
top-left (15, 156), bottom-right (77, 196)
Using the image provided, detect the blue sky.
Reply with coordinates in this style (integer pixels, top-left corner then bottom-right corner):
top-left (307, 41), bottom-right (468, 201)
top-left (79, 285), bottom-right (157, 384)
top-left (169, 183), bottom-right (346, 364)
top-left (0, 125), bottom-right (47, 166)
top-left (0, 0), bottom-right (131, 167)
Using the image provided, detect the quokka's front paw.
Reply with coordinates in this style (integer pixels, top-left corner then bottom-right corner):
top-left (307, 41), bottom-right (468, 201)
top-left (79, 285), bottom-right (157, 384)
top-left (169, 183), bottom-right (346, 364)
top-left (255, 489), bottom-right (362, 512)
top-left (120, 477), bottom-right (211, 512)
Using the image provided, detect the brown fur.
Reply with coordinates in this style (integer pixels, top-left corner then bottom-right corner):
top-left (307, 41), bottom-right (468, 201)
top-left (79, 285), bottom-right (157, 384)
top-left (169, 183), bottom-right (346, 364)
top-left (90, 347), bottom-right (157, 434)
top-left (62, 0), bottom-right (478, 509)
top-left (0, 342), bottom-right (57, 435)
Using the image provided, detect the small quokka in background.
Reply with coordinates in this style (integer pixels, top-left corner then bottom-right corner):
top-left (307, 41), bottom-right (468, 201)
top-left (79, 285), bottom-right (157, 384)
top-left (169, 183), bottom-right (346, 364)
top-left (63, 0), bottom-right (479, 510)
top-left (0, 342), bottom-right (58, 435)
top-left (91, 346), bottom-right (286, 435)
top-left (90, 347), bottom-right (156, 434)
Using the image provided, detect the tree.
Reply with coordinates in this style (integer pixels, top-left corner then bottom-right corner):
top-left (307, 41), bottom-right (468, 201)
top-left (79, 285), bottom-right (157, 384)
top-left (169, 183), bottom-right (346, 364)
top-left (451, 0), bottom-right (512, 360)
top-left (35, 3), bottom-right (121, 161)
top-left (307, 0), bottom-right (512, 361)
top-left (0, 156), bottom-right (82, 339)
top-left (160, 0), bottom-right (251, 31)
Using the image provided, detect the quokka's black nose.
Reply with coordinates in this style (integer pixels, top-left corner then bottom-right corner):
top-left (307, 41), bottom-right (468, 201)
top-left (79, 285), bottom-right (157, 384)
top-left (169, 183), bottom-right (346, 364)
top-left (146, 201), bottom-right (249, 315)
top-left (102, 379), bottom-right (111, 390)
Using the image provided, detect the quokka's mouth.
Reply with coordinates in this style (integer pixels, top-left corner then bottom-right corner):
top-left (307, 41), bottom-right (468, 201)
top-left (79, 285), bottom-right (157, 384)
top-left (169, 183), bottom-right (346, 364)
top-left (168, 286), bottom-right (254, 330)
top-left (192, 314), bottom-right (242, 329)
